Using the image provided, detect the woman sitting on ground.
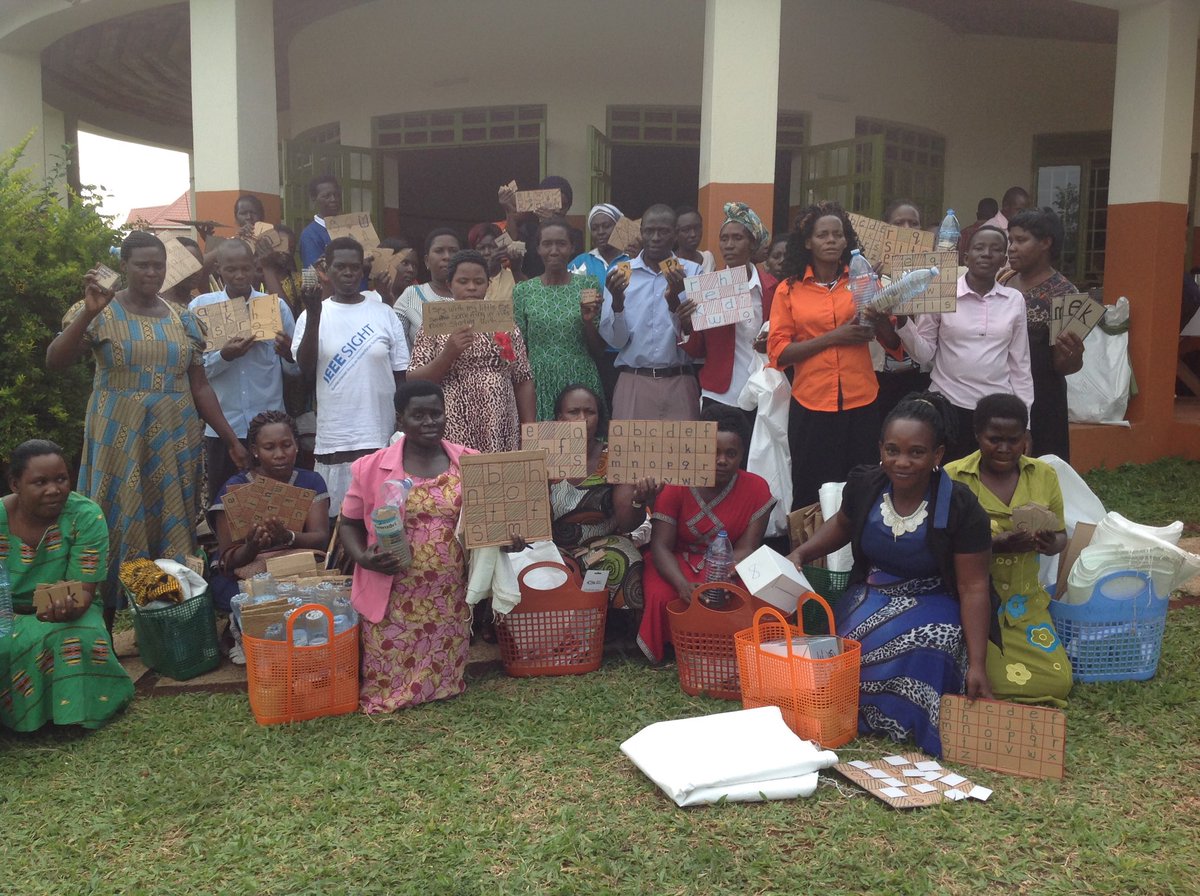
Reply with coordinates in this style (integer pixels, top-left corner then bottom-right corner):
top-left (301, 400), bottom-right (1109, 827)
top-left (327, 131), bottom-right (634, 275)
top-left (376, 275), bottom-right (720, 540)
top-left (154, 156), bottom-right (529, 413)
top-left (946, 393), bottom-right (1072, 706)
top-left (549, 384), bottom-right (648, 614)
top-left (638, 405), bottom-right (775, 663)
top-left (0, 440), bottom-right (134, 732)
top-left (407, 250), bottom-right (536, 453)
top-left (210, 411), bottom-right (330, 609)
top-left (788, 393), bottom-right (994, 756)
top-left (340, 381), bottom-right (476, 713)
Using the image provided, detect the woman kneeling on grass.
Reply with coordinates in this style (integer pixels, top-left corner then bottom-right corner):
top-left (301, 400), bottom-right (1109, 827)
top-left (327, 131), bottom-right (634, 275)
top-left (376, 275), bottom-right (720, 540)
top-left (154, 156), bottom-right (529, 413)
top-left (340, 381), bottom-right (477, 712)
top-left (0, 440), bottom-right (134, 732)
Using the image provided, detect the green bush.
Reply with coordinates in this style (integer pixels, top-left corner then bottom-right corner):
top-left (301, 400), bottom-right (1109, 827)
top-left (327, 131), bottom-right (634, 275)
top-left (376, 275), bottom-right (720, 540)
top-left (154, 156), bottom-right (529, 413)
top-left (0, 137), bottom-right (121, 480)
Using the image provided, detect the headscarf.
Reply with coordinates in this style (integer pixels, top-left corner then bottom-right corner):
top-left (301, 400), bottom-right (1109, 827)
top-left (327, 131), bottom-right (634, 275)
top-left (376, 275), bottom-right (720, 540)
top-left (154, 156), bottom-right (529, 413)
top-left (722, 201), bottom-right (770, 251)
top-left (467, 222), bottom-right (501, 249)
top-left (587, 203), bottom-right (623, 230)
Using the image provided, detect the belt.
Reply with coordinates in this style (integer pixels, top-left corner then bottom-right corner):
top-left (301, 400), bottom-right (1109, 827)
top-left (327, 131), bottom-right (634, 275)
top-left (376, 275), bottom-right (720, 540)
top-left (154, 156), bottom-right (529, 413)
top-left (617, 365), bottom-right (693, 379)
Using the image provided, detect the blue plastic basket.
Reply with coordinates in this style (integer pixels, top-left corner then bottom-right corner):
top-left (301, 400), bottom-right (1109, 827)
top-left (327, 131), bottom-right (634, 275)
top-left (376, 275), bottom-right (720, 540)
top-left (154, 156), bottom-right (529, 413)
top-left (1048, 571), bottom-right (1169, 683)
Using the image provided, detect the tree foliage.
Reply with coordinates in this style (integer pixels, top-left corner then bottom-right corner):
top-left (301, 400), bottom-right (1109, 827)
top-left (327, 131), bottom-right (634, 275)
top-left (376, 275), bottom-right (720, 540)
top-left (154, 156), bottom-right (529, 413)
top-left (0, 137), bottom-right (121, 477)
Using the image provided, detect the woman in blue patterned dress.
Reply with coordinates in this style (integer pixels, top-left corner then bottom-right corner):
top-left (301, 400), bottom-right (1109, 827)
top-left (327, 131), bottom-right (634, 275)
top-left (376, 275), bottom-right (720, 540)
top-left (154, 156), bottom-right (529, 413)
top-left (46, 231), bottom-right (249, 625)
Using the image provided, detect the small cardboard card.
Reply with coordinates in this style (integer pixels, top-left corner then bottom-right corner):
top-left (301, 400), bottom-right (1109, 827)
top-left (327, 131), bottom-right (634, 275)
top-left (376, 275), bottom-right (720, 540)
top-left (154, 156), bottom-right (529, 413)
top-left (1049, 292), bottom-right (1106, 343)
top-left (1055, 522), bottom-right (1096, 598)
top-left (221, 476), bottom-right (316, 541)
top-left (581, 569), bottom-right (610, 592)
top-left (33, 580), bottom-right (88, 613)
top-left (735, 544), bottom-right (815, 615)
top-left (193, 295), bottom-right (285, 351)
top-left (495, 229), bottom-right (514, 251)
top-left (659, 257), bottom-right (684, 277)
top-left (521, 421), bottom-right (587, 480)
top-left (325, 212), bottom-right (393, 269)
top-left (264, 551), bottom-right (323, 578)
top-left (183, 554), bottom-right (206, 576)
top-left (460, 451), bottom-right (553, 549)
top-left (422, 298), bottom-right (515, 336)
top-left (1011, 502), bottom-right (1058, 534)
top-left (161, 237), bottom-right (203, 292)
top-left (685, 266), bottom-right (756, 332)
top-left (579, 287), bottom-right (601, 306)
top-left (94, 264), bottom-right (120, 291)
top-left (940, 695), bottom-right (1066, 780)
top-left (514, 188), bottom-right (563, 213)
top-left (606, 217), bottom-right (641, 254)
top-left (887, 250), bottom-right (959, 315)
top-left (848, 212), bottom-right (936, 271)
top-left (605, 419), bottom-right (717, 486)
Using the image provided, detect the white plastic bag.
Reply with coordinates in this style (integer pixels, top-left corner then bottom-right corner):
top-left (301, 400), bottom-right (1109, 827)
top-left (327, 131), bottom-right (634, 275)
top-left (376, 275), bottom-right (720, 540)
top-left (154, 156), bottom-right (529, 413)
top-left (1067, 297), bottom-right (1132, 425)
top-left (1035, 454), bottom-right (1107, 588)
top-left (819, 482), bottom-right (854, 572)
top-left (738, 354), bottom-right (792, 537)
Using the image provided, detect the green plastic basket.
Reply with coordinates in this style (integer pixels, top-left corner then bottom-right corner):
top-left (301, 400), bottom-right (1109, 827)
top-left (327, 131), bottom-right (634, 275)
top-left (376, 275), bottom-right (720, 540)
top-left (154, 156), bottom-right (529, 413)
top-left (800, 565), bottom-right (850, 635)
top-left (129, 589), bottom-right (220, 681)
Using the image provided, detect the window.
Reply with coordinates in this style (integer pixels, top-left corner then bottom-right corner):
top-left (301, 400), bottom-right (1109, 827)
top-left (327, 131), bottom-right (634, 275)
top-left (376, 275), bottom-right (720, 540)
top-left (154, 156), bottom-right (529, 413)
top-left (855, 118), bottom-right (946, 226)
top-left (1033, 132), bottom-right (1111, 287)
top-left (374, 105), bottom-right (546, 148)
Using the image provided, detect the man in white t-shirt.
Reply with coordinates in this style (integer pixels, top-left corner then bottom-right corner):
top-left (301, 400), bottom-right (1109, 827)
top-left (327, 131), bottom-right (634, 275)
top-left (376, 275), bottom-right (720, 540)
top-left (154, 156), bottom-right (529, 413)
top-left (293, 237), bottom-right (409, 515)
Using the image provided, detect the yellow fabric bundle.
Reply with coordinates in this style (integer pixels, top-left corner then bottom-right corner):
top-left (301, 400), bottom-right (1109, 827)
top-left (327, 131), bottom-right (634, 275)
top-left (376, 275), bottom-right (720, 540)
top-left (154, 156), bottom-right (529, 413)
top-left (119, 559), bottom-right (184, 606)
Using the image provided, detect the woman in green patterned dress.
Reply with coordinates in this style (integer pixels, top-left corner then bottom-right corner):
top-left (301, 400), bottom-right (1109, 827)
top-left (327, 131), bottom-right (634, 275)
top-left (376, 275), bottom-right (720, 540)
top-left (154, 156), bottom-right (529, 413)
top-left (1, 440), bottom-right (134, 731)
top-left (46, 231), bottom-right (250, 626)
top-left (513, 218), bottom-right (607, 420)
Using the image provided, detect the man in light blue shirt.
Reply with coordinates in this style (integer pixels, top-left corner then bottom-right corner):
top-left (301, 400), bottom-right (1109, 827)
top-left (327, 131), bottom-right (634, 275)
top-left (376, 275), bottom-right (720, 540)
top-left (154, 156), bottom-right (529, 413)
top-left (190, 239), bottom-right (298, 504)
top-left (599, 204), bottom-right (701, 421)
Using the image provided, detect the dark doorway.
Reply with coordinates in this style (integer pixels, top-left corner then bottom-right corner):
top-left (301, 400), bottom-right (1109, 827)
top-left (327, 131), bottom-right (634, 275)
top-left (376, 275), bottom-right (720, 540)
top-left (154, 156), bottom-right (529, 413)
top-left (611, 145), bottom-right (701, 219)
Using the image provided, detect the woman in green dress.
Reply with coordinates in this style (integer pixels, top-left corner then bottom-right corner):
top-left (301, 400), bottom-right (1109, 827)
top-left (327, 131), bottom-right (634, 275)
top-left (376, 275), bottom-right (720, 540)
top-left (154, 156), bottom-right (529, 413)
top-left (1, 440), bottom-right (134, 732)
top-left (513, 218), bottom-right (607, 420)
top-left (946, 393), bottom-right (1073, 706)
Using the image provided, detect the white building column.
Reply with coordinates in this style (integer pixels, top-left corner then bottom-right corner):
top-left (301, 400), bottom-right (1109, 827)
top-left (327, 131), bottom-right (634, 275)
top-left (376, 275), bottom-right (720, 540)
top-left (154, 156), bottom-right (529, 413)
top-left (189, 0), bottom-right (280, 232)
top-left (697, 0), bottom-right (781, 251)
top-left (0, 50), bottom-right (51, 174)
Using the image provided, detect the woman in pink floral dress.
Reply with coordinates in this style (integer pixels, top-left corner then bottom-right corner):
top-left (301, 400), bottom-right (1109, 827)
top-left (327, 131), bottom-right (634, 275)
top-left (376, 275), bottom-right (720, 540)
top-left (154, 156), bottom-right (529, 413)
top-left (340, 381), bottom-right (476, 712)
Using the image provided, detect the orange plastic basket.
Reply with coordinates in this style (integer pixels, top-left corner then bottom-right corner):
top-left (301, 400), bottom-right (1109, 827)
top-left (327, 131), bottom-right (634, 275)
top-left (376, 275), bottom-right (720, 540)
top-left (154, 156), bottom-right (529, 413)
top-left (243, 603), bottom-right (360, 725)
top-left (497, 561), bottom-right (607, 677)
top-left (667, 583), bottom-right (759, 700)
top-left (734, 599), bottom-right (861, 748)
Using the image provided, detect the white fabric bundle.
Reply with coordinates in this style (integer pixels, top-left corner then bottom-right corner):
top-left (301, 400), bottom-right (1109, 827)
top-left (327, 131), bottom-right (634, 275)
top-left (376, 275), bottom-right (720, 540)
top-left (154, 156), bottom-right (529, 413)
top-left (620, 706), bottom-right (839, 807)
top-left (818, 482), bottom-right (854, 572)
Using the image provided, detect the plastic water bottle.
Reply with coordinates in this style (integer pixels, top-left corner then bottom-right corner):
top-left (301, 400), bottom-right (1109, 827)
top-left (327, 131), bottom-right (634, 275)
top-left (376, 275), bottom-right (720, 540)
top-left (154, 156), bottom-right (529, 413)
top-left (0, 567), bottom-right (12, 639)
top-left (871, 267), bottom-right (940, 313)
top-left (372, 478), bottom-right (413, 567)
top-left (700, 530), bottom-right (734, 609)
top-left (847, 249), bottom-right (878, 321)
top-left (936, 210), bottom-right (960, 252)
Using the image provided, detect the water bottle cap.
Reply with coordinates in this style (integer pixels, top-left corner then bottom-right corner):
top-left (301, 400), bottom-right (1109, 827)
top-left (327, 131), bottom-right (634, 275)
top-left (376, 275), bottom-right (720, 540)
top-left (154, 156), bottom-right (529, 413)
top-left (929, 266), bottom-right (940, 276)
top-left (717, 529), bottom-right (728, 537)
top-left (850, 249), bottom-right (860, 256)
top-left (946, 209), bottom-right (955, 215)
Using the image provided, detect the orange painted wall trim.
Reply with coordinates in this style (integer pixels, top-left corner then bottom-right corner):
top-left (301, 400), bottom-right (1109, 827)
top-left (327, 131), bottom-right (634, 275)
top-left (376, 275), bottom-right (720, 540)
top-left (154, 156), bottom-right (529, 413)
top-left (697, 182), bottom-right (775, 256)
top-left (194, 189), bottom-right (283, 242)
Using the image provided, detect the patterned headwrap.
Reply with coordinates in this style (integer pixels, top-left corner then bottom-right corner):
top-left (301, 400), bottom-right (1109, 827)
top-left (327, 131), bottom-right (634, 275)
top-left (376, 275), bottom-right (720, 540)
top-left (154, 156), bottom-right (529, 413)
top-left (587, 203), bottom-right (623, 229)
top-left (722, 201), bottom-right (770, 251)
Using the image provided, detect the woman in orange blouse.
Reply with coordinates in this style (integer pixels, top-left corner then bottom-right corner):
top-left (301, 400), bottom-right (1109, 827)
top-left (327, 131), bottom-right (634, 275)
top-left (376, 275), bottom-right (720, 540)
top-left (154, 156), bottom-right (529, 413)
top-left (767, 202), bottom-right (888, 509)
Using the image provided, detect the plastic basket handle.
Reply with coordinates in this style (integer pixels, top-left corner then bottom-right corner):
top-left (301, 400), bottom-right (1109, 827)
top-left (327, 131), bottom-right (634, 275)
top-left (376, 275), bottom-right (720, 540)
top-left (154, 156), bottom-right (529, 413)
top-left (516, 560), bottom-right (577, 590)
top-left (796, 591), bottom-right (836, 636)
top-left (686, 581), bottom-right (750, 615)
top-left (286, 602), bottom-right (334, 641)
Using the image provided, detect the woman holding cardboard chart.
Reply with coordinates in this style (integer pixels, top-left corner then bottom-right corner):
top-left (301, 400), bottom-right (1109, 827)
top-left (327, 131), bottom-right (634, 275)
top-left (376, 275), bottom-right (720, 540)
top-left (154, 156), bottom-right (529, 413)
top-left (999, 208), bottom-right (1084, 461)
top-left (788, 393), bottom-right (994, 756)
top-left (514, 219), bottom-right (606, 420)
top-left (946, 393), bottom-right (1072, 707)
top-left (549, 385), bottom-right (649, 615)
top-left (0, 440), bottom-right (134, 732)
top-left (393, 228), bottom-right (461, 349)
top-left (46, 230), bottom-right (250, 626)
top-left (767, 202), bottom-right (884, 509)
top-left (340, 381), bottom-right (477, 712)
top-left (407, 250), bottom-right (536, 452)
top-left (638, 406), bottom-right (774, 663)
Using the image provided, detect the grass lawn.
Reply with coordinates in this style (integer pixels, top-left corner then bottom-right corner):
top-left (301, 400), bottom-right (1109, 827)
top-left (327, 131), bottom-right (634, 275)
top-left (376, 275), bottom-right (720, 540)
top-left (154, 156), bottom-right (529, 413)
top-left (3, 459), bottom-right (1198, 895)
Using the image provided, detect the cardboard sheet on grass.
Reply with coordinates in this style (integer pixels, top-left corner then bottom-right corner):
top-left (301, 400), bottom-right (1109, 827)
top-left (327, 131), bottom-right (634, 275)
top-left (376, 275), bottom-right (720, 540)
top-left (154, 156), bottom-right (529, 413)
top-left (939, 696), bottom-right (1066, 780)
top-left (422, 298), bottom-right (515, 336)
top-left (460, 451), bottom-right (552, 548)
top-left (606, 420), bottom-right (717, 486)
top-left (192, 294), bottom-right (285, 351)
top-left (221, 477), bottom-right (316, 541)
top-left (621, 706), bottom-right (839, 806)
top-left (834, 752), bottom-right (991, 808)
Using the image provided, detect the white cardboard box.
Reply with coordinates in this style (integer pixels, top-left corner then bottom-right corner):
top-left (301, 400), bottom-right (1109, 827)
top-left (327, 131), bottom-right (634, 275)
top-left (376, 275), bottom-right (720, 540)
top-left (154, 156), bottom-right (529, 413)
top-left (759, 636), bottom-right (841, 659)
top-left (735, 545), bottom-right (815, 615)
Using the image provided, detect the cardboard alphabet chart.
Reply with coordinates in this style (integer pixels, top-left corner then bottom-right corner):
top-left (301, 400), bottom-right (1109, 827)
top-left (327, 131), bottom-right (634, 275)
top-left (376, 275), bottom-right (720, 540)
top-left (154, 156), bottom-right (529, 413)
top-left (514, 188), bottom-right (564, 213)
top-left (521, 422), bottom-right (587, 480)
top-left (1048, 292), bottom-right (1106, 343)
top-left (325, 212), bottom-right (392, 268)
top-left (685, 266), bottom-right (755, 331)
top-left (221, 476), bottom-right (317, 541)
top-left (605, 420), bottom-right (717, 486)
top-left (848, 213), bottom-right (935, 272)
top-left (939, 695), bottom-right (1066, 780)
top-left (833, 752), bottom-right (991, 809)
top-left (423, 298), bottom-right (515, 336)
top-left (161, 236), bottom-right (203, 291)
top-left (193, 295), bottom-right (285, 351)
top-left (606, 217), bottom-right (640, 254)
top-left (887, 249), bottom-right (959, 315)
top-left (460, 451), bottom-right (553, 548)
